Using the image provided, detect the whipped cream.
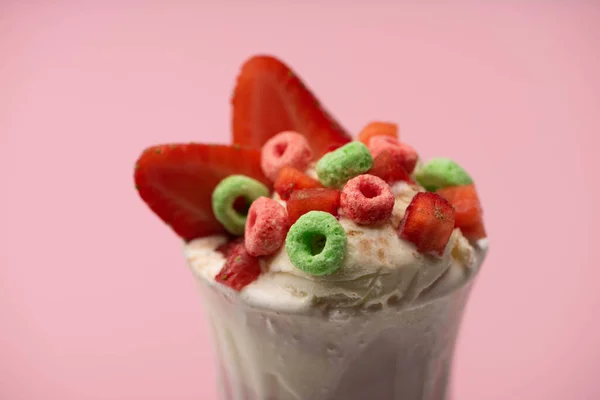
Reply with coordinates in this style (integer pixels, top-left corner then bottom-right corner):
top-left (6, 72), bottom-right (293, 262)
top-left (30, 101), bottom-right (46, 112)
top-left (184, 181), bottom-right (480, 313)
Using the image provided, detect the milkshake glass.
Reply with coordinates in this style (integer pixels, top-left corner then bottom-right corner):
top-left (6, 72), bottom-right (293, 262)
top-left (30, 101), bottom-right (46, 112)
top-left (187, 236), bottom-right (487, 400)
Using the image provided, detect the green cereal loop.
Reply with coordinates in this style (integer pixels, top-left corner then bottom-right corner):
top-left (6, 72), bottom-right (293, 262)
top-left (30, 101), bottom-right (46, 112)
top-left (285, 211), bottom-right (347, 276)
top-left (414, 157), bottom-right (473, 192)
top-left (316, 142), bottom-right (374, 188)
top-left (212, 175), bottom-right (269, 235)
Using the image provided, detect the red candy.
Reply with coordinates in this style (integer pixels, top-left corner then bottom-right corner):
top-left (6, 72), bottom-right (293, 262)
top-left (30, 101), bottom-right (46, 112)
top-left (287, 188), bottom-right (341, 225)
top-left (398, 192), bottom-right (455, 256)
top-left (244, 197), bottom-right (288, 256)
top-left (368, 150), bottom-right (413, 184)
top-left (215, 243), bottom-right (262, 291)
top-left (261, 131), bottom-right (313, 182)
top-left (340, 175), bottom-right (394, 225)
top-left (274, 166), bottom-right (323, 200)
top-left (436, 184), bottom-right (486, 241)
top-left (368, 136), bottom-right (418, 174)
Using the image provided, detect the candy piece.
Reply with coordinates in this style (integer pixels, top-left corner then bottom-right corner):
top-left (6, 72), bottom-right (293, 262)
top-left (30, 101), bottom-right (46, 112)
top-left (212, 175), bottom-right (270, 235)
top-left (341, 175), bottom-right (395, 225)
top-left (274, 166), bottom-right (323, 200)
top-left (285, 211), bottom-right (347, 276)
top-left (436, 184), bottom-right (486, 240)
top-left (368, 150), bottom-right (413, 184)
top-left (398, 192), bottom-right (455, 256)
top-left (260, 131), bottom-right (313, 182)
top-left (414, 158), bottom-right (473, 192)
top-left (368, 136), bottom-right (418, 174)
top-left (316, 142), bottom-right (373, 188)
top-left (287, 188), bottom-right (341, 225)
top-left (357, 121), bottom-right (398, 145)
top-left (232, 55), bottom-right (352, 157)
top-left (134, 143), bottom-right (269, 242)
top-left (216, 243), bottom-right (261, 291)
top-left (245, 197), bottom-right (288, 256)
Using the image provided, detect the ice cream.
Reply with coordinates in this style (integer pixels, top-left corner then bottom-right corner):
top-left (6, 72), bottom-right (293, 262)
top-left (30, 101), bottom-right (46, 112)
top-left (133, 54), bottom-right (489, 400)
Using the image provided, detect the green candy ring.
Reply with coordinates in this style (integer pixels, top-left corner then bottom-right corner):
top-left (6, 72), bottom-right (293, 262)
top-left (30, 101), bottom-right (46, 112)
top-left (285, 211), bottom-right (347, 276)
top-left (414, 157), bottom-right (473, 192)
top-left (212, 175), bottom-right (270, 235)
top-left (316, 142), bottom-right (373, 188)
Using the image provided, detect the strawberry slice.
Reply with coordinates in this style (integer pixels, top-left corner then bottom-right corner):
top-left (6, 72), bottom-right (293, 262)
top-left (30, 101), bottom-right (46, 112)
top-left (398, 192), bottom-right (455, 256)
top-left (274, 166), bottom-right (323, 200)
top-left (232, 55), bottom-right (352, 157)
top-left (215, 243), bottom-right (261, 291)
top-left (436, 184), bottom-right (487, 241)
top-left (134, 143), bottom-right (270, 242)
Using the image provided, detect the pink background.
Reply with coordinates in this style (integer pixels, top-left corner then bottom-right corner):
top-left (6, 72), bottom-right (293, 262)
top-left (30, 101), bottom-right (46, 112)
top-left (1, 2), bottom-right (599, 399)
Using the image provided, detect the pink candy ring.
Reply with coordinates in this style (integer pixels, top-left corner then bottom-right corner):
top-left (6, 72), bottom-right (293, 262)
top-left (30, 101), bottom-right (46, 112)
top-left (245, 197), bottom-right (288, 256)
top-left (261, 131), bottom-right (313, 182)
top-left (340, 174), bottom-right (394, 225)
top-left (368, 136), bottom-right (419, 174)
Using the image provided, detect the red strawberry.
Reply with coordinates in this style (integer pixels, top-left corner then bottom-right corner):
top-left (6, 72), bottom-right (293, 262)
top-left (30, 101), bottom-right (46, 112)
top-left (287, 188), bottom-right (341, 225)
top-left (436, 185), bottom-right (487, 241)
top-left (215, 243), bottom-right (261, 291)
top-left (357, 121), bottom-right (399, 146)
top-left (398, 192), bottom-right (455, 256)
top-left (368, 150), bottom-right (414, 184)
top-left (274, 166), bottom-right (323, 200)
top-left (232, 55), bottom-right (352, 157)
top-left (134, 143), bottom-right (270, 242)
top-left (216, 237), bottom-right (244, 257)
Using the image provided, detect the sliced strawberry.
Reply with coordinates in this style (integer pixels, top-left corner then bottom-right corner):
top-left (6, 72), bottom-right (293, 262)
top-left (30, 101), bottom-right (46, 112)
top-left (436, 184), bottom-right (487, 241)
top-left (216, 237), bottom-right (244, 257)
top-left (232, 55), bottom-right (352, 157)
top-left (274, 166), bottom-right (323, 200)
top-left (357, 121), bottom-right (399, 145)
top-left (215, 243), bottom-right (261, 291)
top-left (398, 192), bottom-right (455, 256)
top-left (134, 143), bottom-right (270, 242)
top-left (287, 188), bottom-right (341, 225)
top-left (368, 150), bottom-right (414, 184)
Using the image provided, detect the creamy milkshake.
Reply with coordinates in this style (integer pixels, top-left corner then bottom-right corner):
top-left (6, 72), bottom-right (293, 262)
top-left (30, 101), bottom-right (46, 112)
top-left (133, 54), bottom-right (489, 400)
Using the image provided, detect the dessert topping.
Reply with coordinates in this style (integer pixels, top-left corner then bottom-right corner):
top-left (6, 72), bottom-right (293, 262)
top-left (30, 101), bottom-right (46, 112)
top-left (340, 174), bottom-right (395, 225)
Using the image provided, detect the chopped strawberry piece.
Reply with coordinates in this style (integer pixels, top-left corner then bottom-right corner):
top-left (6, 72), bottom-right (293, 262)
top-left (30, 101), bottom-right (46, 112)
top-left (368, 150), bottom-right (414, 184)
top-left (216, 237), bottom-right (244, 257)
top-left (357, 121), bottom-right (399, 145)
top-left (398, 192), bottom-right (455, 256)
top-left (287, 188), bottom-right (341, 225)
top-left (274, 166), bottom-right (323, 200)
top-left (324, 143), bottom-right (344, 154)
top-left (436, 185), bottom-right (486, 240)
top-left (215, 243), bottom-right (261, 291)
top-left (368, 137), bottom-right (419, 174)
top-left (134, 143), bottom-right (270, 242)
top-left (232, 55), bottom-right (352, 157)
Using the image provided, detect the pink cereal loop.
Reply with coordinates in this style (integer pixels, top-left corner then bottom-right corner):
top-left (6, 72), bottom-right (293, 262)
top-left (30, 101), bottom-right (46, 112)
top-left (245, 197), bottom-right (289, 256)
top-left (340, 174), bottom-right (395, 225)
top-left (260, 131), bottom-right (313, 182)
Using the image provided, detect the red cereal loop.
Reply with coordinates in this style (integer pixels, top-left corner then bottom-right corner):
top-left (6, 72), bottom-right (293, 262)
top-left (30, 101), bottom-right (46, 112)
top-left (340, 175), bottom-right (394, 225)
top-left (244, 197), bottom-right (288, 256)
top-left (260, 131), bottom-right (313, 182)
top-left (368, 136), bottom-right (419, 174)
